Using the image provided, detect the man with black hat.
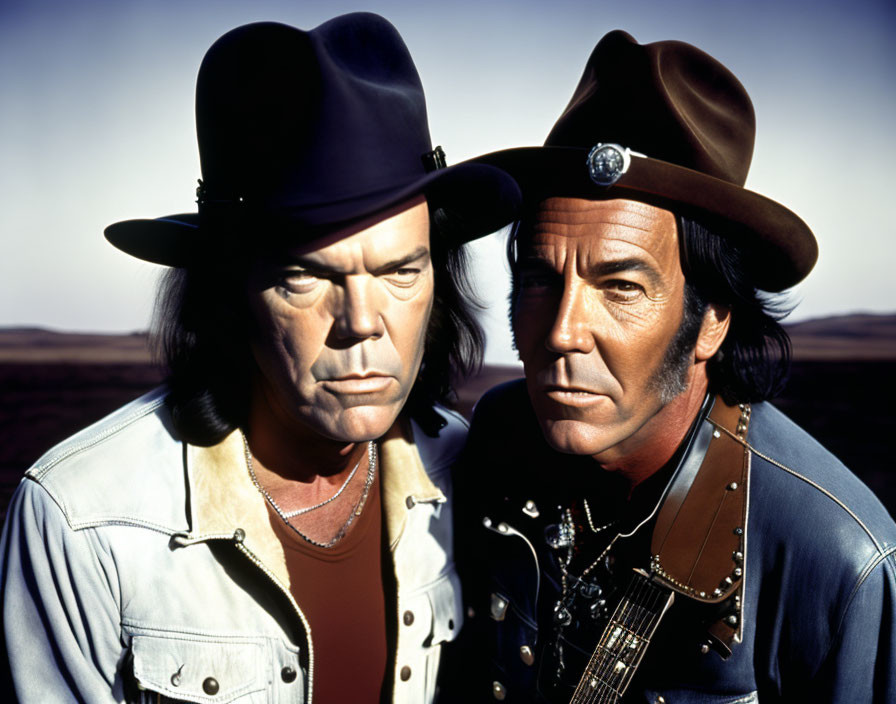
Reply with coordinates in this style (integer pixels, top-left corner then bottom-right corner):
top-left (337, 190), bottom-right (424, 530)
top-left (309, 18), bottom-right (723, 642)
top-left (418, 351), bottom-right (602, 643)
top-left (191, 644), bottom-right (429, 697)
top-left (454, 31), bottom-right (896, 702)
top-left (0, 13), bottom-right (518, 704)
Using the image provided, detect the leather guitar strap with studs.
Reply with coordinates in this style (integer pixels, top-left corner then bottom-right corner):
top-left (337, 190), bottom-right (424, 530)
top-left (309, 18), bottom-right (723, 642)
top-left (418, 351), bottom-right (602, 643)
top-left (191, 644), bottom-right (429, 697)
top-left (569, 397), bottom-right (751, 702)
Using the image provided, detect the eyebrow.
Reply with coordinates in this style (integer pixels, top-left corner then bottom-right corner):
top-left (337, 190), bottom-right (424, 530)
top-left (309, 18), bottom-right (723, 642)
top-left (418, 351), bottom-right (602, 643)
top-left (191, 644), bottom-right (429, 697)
top-left (521, 254), bottom-right (661, 287)
top-left (586, 258), bottom-right (661, 287)
top-left (284, 246), bottom-right (430, 276)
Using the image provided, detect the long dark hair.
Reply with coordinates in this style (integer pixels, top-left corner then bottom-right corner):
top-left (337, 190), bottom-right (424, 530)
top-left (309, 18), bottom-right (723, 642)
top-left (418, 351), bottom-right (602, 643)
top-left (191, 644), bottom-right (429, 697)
top-left (677, 216), bottom-right (793, 404)
top-left (153, 207), bottom-right (483, 446)
top-left (505, 212), bottom-right (793, 405)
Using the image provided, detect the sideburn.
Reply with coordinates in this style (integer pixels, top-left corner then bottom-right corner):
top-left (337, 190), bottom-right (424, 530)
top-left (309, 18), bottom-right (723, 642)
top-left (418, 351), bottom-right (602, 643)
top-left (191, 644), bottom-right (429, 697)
top-left (649, 282), bottom-right (708, 404)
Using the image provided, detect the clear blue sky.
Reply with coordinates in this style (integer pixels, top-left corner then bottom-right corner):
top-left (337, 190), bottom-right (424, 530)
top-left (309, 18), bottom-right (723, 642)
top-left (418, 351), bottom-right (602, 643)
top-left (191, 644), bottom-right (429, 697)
top-left (2, 0), bottom-right (894, 364)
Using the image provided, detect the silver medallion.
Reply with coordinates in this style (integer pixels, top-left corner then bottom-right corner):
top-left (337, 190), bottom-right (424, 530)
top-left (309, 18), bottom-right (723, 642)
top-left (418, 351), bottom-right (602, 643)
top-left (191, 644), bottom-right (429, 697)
top-left (586, 142), bottom-right (632, 186)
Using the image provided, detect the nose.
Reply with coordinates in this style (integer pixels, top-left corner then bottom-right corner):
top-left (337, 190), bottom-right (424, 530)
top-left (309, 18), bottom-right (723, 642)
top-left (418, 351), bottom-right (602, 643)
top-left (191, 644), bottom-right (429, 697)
top-left (545, 280), bottom-right (594, 355)
top-left (333, 275), bottom-right (385, 340)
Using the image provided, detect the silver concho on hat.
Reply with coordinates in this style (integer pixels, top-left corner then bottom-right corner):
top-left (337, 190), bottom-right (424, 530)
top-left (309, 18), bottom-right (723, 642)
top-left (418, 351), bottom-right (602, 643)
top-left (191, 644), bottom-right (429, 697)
top-left (586, 143), bottom-right (636, 186)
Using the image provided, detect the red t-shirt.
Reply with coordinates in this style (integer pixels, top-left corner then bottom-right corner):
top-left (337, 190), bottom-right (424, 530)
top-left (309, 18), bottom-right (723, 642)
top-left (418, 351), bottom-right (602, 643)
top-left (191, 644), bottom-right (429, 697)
top-left (268, 470), bottom-right (388, 703)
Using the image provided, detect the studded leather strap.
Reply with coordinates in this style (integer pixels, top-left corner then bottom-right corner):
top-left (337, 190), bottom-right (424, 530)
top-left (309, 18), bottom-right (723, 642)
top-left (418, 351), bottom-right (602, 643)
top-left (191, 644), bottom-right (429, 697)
top-left (649, 398), bottom-right (751, 606)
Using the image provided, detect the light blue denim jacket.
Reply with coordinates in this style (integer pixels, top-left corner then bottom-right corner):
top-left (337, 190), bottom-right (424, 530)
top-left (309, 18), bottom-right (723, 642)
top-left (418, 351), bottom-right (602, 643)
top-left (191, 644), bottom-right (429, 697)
top-left (0, 387), bottom-right (466, 703)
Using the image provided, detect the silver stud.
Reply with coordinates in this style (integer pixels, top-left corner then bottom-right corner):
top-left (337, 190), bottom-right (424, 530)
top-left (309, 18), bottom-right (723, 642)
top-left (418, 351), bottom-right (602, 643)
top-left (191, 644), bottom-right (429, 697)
top-left (713, 588), bottom-right (722, 597)
top-left (489, 593), bottom-right (508, 621)
top-left (727, 482), bottom-right (738, 491)
top-left (497, 522), bottom-right (509, 534)
top-left (734, 527), bottom-right (744, 535)
top-left (700, 643), bottom-right (711, 654)
top-left (726, 615), bottom-right (738, 626)
top-left (522, 500), bottom-right (540, 518)
top-left (724, 576), bottom-right (733, 585)
top-left (699, 591), bottom-right (706, 598)
top-left (733, 551), bottom-right (744, 563)
top-left (734, 567), bottom-right (743, 577)
top-left (586, 143), bottom-right (632, 186)
top-left (713, 429), bottom-right (721, 438)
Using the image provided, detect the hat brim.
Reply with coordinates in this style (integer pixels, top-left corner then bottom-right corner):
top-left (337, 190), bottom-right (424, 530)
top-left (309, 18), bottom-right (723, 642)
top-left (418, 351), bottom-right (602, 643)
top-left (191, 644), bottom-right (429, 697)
top-left (104, 161), bottom-right (520, 267)
top-left (475, 146), bottom-right (817, 292)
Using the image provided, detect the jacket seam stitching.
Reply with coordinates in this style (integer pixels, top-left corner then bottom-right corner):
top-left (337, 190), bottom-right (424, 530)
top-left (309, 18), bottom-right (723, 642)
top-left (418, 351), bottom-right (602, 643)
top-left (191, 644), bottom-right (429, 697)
top-left (30, 395), bottom-right (166, 478)
top-left (68, 518), bottom-right (180, 535)
top-left (712, 424), bottom-right (885, 553)
top-left (821, 545), bottom-right (896, 667)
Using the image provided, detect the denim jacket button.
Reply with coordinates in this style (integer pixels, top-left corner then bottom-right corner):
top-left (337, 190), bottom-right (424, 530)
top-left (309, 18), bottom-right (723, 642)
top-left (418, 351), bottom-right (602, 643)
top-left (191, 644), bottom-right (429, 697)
top-left (281, 665), bottom-right (297, 683)
top-left (400, 665), bottom-right (412, 681)
top-left (492, 681), bottom-right (507, 700)
top-left (519, 644), bottom-right (535, 666)
top-left (203, 677), bottom-right (219, 695)
top-left (403, 610), bottom-right (415, 626)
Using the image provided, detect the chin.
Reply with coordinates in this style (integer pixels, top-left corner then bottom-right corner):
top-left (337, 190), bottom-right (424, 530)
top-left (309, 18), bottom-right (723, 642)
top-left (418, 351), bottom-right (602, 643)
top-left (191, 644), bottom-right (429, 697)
top-left (325, 403), bottom-right (403, 443)
top-left (540, 418), bottom-right (621, 457)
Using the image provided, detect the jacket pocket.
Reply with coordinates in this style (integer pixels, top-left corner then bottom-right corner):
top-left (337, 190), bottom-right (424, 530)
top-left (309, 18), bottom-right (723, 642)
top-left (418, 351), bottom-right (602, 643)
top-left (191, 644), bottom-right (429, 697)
top-left (129, 633), bottom-right (268, 703)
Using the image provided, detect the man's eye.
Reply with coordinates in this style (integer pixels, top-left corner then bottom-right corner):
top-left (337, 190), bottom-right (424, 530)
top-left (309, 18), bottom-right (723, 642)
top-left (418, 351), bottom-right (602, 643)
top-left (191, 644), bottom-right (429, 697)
top-left (280, 271), bottom-right (319, 293)
top-left (385, 267), bottom-right (421, 286)
top-left (604, 280), bottom-right (644, 299)
top-left (518, 268), bottom-right (558, 290)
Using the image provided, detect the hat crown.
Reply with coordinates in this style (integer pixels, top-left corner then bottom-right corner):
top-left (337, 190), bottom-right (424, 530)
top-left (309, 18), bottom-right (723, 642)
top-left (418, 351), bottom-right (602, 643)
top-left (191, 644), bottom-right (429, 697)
top-left (545, 30), bottom-right (755, 186)
top-left (195, 13), bottom-right (433, 214)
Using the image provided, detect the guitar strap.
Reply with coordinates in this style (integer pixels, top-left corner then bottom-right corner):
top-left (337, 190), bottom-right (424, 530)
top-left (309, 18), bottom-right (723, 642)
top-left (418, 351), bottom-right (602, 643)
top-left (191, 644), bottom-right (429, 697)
top-left (570, 398), bottom-right (752, 702)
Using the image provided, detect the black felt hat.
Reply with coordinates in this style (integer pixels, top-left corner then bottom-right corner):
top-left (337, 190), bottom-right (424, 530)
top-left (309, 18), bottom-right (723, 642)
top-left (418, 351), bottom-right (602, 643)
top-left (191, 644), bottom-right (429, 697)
top-left (475, 30), bottom-right (817, 291)
top-left (105, 13), bottom-right (520, 266)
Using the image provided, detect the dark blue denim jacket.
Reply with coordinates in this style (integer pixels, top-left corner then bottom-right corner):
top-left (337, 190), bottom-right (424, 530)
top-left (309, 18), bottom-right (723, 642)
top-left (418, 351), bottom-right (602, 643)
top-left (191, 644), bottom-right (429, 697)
top-left (453, 380), bottom-right (896, 703)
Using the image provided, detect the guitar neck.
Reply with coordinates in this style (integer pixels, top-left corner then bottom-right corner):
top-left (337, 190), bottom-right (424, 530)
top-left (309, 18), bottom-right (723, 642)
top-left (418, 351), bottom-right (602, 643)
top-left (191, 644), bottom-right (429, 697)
top-left (570, 570), bottom-right (674, 704)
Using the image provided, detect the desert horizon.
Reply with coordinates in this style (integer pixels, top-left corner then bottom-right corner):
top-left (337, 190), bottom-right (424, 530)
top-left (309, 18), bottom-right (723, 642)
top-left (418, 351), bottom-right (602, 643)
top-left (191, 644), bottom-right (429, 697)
top-left (1, 312), bottom-right (894, 521)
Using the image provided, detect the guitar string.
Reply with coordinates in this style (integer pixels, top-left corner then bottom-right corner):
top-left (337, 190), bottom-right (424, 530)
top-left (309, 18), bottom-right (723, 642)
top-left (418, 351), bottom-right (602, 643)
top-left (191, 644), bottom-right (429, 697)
top-left (596, 580), bottom-right (653, 703)
top-left (573, 575), bottom-right (642, 703)
top-left (605, 580), bottom-right (665, 703)
top-left (577, 576), bottom-right (668, 704)
top-left (589, 579), bottom-right (653, 704)
top-left (591, 577), bottom-right (647, 703)
top-left (575, 577), bottom-right (638, 703)
top-left (610, 581), bottom-right (668, 703)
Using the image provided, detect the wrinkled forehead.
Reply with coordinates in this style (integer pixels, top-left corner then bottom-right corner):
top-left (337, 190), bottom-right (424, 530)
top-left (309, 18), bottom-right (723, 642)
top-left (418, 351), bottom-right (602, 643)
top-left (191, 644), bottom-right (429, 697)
top-left (523, 197), bottom-right (679, 265)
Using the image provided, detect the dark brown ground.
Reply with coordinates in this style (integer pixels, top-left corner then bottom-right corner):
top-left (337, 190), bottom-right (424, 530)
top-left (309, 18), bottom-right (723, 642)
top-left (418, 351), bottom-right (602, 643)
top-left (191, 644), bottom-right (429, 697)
top-left (1, 316), bottom-right (894, 522)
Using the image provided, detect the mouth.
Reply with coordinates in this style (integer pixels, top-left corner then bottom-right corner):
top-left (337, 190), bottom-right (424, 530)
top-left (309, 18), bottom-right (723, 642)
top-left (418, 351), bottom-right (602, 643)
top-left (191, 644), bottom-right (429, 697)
top-left (321, 373), bottom-right (394, 395)
top-left (542, 385), bottom-right (607, 408)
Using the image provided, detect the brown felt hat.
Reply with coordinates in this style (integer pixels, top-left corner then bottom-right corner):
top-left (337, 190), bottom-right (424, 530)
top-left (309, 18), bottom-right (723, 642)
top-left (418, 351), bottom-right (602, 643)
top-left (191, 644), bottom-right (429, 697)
top-left (476, 30), bottom-right (818, 291)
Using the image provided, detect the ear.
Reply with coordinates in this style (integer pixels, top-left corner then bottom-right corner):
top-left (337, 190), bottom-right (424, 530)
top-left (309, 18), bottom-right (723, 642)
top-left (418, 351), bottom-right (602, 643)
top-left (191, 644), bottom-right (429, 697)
top-left (695, 303), bottom-right (731, 362)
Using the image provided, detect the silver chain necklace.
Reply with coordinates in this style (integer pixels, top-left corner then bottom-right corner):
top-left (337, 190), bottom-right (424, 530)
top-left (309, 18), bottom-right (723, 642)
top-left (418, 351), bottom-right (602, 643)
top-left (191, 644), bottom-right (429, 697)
top-left (241, 432), bottom-right (377, 549)
top-left (280, 452), bottom-right (363, 518)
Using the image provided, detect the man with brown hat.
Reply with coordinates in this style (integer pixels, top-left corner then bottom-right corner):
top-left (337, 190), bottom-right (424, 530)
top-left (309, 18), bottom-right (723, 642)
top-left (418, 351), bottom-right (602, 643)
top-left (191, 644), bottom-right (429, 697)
top-left (0, 13), bottom-right (518, 704)
top-left (454, 30), bottom-right (896, 702)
